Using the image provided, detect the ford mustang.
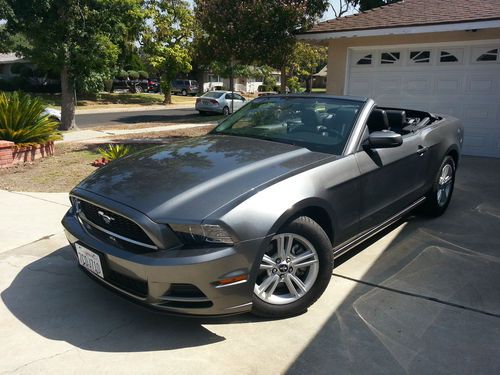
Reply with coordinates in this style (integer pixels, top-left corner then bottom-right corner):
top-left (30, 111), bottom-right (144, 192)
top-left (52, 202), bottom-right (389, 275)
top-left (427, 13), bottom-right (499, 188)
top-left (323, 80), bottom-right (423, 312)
top-left (62, 95), bottom-right (464, 318)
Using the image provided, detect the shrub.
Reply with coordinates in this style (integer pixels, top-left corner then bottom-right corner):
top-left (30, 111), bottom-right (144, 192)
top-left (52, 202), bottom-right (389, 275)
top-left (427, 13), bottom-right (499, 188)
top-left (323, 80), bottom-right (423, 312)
top-left (127, 70), bottom-right (139, 80)
top-left (116, 69), bottom-right (128, 80)
top-left (97, 144), bottom-right (132, 161)
top-left (138, 70), bottom-right (149, 79)
top-left (0, 91), bottom-right (62, 145)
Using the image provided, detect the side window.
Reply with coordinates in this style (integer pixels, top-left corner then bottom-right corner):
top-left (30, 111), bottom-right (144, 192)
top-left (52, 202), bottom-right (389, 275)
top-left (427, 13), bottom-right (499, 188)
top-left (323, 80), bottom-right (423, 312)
top-left (234, 94), bottom-right (244, 101)
top-left (225, 93), bottom-right (233, 100)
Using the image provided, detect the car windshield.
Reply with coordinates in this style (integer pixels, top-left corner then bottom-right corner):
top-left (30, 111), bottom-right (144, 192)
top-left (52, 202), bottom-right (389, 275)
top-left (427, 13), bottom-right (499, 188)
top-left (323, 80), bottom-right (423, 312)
top-left (212, 96), bottom-right (363, 154)
top-left (203, 91), bottom-right (225, 99)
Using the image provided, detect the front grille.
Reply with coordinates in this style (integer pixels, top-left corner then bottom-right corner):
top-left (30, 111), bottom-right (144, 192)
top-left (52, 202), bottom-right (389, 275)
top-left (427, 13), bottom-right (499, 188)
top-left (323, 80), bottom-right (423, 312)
top-left (107, 270), bottom-right (148, 298)
top-left (78, 200), bottom-right (154, 247)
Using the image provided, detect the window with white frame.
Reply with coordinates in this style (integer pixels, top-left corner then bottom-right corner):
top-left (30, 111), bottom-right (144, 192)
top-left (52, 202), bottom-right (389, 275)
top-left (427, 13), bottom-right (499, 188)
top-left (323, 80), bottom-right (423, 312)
top-left (409, 50), bottom-right (431, 64)
top-left (439, 49), bottom-right (463, 64)
top-left (474, 48), bottom-right (499, 63)
top-left (356, 54), bottom-right (372, 65)
top-left (380, 52), bottom-right (400, 64)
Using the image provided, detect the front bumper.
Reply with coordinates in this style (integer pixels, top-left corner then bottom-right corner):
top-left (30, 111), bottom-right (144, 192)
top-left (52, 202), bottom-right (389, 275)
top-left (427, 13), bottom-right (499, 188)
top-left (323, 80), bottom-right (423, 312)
top-left (62, 211), bottom-right (265, 316)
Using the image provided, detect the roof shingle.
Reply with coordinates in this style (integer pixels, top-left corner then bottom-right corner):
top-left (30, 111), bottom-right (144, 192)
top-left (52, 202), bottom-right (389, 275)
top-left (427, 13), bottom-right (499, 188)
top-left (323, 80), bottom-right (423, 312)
top-left (305, 0), bottom-right (500, 34)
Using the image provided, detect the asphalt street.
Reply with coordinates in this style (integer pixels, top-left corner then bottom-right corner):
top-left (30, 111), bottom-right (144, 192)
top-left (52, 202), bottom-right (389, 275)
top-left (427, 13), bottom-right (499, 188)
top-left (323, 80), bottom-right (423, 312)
top-left (75, 107), bottom-right (200, 128)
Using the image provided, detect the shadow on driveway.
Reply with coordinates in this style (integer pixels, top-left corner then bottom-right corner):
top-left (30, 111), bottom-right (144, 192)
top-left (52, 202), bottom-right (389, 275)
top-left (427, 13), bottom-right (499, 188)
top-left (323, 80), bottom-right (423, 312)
top-left (1, 243), bottom-right (239, 352)
top-left (286, 156), bottom-right (500, 374)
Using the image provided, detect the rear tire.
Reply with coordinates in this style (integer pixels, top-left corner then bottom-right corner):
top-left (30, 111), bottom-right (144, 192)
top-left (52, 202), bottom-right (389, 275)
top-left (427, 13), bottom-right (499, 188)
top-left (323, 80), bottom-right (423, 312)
top-left (181, 89), bottom-right (187, 96)
top-left (252, 216), bottom-right (334, 318)
top-left (420, 156), bottom-right (456, 217)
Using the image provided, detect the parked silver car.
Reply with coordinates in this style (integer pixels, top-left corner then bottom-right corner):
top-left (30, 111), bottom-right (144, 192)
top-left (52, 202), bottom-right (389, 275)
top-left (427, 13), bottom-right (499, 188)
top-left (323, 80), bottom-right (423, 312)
top-left (195, 91), bottom-right (247, 115)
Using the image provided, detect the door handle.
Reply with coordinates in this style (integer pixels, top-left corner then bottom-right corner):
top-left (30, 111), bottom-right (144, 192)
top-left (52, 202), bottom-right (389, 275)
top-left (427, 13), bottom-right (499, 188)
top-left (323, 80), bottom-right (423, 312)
top-left (418, 145), bottom-right (429, 156)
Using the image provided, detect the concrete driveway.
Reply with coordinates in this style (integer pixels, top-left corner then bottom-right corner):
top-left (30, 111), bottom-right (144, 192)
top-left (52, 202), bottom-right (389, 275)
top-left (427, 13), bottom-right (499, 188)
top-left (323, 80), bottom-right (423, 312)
top-left (1, 156), bottom-right (499, 374)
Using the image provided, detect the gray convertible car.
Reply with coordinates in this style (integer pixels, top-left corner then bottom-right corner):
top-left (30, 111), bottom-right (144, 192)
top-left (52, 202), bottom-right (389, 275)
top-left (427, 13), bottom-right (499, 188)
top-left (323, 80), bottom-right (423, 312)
top-left (62, 95), bottom-right (464, 318)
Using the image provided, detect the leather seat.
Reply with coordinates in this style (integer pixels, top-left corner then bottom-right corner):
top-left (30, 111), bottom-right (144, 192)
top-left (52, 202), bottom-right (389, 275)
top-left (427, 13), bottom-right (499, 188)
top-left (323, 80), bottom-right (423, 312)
top-left (385, 110), bottom-right (407, 132)
top-left (300, 109), bottom-right (320, 131)
top-left (367, 108), bottom-right (389, 133)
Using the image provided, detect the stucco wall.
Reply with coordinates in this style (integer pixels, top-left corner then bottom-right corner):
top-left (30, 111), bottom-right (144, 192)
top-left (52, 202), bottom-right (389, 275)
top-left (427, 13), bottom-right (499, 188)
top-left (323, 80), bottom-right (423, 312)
top-left (326, 28), bottom-right (500, 95)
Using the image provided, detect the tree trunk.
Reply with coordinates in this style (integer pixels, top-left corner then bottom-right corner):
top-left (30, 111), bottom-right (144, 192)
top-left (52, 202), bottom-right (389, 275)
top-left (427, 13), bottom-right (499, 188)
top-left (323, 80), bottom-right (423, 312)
top-left (305, 75), bottom-right (313, 93)
top-left (280, 66), bottom-right (287, 94)
top-left (162, 79), bottom-right (172, 104)
top-left (60, 66), bottom-right (76, 131)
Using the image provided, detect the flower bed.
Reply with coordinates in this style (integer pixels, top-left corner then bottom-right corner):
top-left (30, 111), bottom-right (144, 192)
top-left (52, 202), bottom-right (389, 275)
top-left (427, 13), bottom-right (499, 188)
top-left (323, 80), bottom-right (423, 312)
top-left (0, 140), bottom-right (55, 168)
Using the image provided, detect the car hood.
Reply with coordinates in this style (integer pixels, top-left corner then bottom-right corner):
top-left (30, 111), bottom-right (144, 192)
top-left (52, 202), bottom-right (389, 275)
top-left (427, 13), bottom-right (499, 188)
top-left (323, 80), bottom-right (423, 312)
top-left (76, 135), bottom-right (331, 221)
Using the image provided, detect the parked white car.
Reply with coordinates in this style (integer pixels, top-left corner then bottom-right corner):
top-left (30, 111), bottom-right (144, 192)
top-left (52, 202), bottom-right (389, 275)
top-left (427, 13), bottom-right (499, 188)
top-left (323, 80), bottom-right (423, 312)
top-left (195, 91), bottom-right (247, 115)
top-left (43, 107), bottom-right (61, 122)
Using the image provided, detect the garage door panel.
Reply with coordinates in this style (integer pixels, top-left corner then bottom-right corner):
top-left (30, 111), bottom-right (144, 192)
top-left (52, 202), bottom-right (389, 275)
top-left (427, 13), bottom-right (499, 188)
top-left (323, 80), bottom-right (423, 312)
top-left (347, 44), bottom-right (500, 157)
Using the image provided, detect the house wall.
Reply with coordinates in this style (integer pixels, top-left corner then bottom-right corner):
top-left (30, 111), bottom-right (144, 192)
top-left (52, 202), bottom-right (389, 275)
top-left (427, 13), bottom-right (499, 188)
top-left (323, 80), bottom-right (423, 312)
top-left (327, 28), bottom-right (500, 95)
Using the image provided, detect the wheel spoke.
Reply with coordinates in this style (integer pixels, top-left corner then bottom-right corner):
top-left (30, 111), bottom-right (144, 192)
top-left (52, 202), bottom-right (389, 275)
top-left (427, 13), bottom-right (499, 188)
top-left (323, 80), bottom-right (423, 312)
top-left (289, 274), bottom-right (308, 294)
top-left (291, 250), bottom-right (317, 268)
top-left (267, 275), bottom-right (280, 295)
top-left (257, 274), bottom-right (279, 295)
top-left (260, 254), bottom-right (276, 270)
top-left (276, 234), bottom-right (293, 260)
top-left (284, 274), bottom-right (299, 297)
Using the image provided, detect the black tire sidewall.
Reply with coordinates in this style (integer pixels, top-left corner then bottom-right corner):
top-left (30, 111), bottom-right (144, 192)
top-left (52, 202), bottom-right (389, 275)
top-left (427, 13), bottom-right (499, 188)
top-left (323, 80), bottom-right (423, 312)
top-left (251, 216), bottom-right (334, 318)
top-left (424, 156), bottom-right (456, 216)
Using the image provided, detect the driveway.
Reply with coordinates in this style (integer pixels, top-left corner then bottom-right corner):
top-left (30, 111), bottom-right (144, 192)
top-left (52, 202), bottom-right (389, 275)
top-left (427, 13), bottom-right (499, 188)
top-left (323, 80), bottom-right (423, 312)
top-left (1, 156), bottom-right (499, 374)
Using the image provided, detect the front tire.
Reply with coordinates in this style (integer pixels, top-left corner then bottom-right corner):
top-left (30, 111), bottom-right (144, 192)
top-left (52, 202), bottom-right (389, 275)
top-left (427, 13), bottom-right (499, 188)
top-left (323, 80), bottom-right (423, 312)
top-left (420, 156), bottom-right (456, 216)
top-left (252, 216), bottom-right (334, 318)
top-left (223, 106), bottom-right (230, 116)
top-left (181, 89), bottom-right (187, 96)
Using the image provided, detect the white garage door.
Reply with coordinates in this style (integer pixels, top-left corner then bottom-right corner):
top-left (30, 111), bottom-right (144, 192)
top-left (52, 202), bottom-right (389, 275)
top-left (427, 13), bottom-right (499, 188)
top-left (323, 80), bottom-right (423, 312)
top-left (346, 42), bottom-right (500, 157)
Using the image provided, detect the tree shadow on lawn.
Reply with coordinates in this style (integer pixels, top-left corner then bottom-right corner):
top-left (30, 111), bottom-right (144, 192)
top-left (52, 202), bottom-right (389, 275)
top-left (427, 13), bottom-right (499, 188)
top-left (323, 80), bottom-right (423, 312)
top-left (1, 243), bottom-right (263, 353)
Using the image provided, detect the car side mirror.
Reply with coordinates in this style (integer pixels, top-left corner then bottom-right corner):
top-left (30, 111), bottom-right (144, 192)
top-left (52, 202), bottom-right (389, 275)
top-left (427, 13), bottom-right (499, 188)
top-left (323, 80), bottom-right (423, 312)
top-left (364, 130), bottom-right (403, 149)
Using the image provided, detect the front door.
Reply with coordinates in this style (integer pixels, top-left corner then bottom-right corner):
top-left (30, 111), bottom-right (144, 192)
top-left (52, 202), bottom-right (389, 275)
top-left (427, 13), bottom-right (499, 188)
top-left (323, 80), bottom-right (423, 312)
top-left (355, 129), bottom-right (430, 231)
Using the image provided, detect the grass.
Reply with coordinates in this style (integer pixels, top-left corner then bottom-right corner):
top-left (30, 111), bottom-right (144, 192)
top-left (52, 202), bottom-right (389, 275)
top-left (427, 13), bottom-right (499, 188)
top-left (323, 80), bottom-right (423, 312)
top-left (35, 92), bottom-right (196, 109)
top-left (0, 125), bottom-right (215, 193)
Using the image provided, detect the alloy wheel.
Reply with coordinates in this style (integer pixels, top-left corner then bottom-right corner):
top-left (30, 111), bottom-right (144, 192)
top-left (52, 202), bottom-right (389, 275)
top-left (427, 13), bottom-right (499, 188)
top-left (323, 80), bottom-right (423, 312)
top-left (437, 163), bottom-right (453, 207)
top-left (254, 233), bottom-right (319, 305)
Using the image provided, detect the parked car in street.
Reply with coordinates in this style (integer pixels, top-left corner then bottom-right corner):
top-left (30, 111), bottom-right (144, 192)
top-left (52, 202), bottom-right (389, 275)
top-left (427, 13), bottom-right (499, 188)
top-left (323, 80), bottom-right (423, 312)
top-left (112, 78), bottom-right (161, 94)
top-left (62, 94), bottom-right (463, 318)
top-left (43, 107), bottom-right (61, 122)
top-left (195, 90), bottom-right (247, 115)
top-left (171, 79), bottom-right (199, 96)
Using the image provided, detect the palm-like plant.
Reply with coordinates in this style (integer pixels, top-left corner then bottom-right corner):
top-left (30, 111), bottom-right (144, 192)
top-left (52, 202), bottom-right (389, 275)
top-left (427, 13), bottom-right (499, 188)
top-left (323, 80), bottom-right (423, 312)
top-left (98, 144), bottom-right (132, 161)
top-left (0, 91), bottom-right (62, 146)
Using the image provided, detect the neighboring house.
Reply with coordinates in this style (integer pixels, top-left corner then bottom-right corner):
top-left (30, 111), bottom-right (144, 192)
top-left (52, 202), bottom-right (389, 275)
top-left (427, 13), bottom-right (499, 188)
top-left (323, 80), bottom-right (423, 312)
top-left (201, 70), bottom-right (282, 93)
top-left (313, 65), bottom-right (327, 88)
top-left (298, 0), bottom-right (500, 158)
top-left (0, 53), bottom-right (26, 79)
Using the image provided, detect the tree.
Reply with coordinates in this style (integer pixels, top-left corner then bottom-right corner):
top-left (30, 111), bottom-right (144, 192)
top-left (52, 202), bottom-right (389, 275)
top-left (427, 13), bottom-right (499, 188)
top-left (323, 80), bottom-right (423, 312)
top-left (141, 0), bottom-right (194, 104)
top-left (195, 0), bottom-right (329, 94)
top-left (287, 43), bottom-right (327, 92)
top-left (5, 0), bottom-right (144, 130)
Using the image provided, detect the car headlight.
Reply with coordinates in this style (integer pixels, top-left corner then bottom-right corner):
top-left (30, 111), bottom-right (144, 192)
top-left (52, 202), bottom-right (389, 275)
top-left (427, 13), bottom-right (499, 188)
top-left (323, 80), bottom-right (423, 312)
top-left (169, 223), bottom-right (235, 246)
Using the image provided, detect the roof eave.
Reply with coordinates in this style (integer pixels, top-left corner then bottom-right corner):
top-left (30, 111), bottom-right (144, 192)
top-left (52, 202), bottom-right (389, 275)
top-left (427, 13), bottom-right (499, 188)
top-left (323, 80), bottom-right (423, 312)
top-left (297, 19), bottom-right (500, 41)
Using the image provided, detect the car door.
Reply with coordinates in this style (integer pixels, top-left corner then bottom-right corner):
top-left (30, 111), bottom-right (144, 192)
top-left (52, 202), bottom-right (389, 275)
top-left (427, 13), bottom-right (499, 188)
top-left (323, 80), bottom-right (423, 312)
top-left (355, 112), bottom-right (430, 231)
top-left (232, 93), bottom-right (246, 111)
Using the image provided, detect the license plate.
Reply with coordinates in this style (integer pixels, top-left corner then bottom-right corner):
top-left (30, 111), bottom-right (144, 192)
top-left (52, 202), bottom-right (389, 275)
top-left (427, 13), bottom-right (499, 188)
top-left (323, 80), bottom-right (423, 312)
top-left (76, 243), bottom-right (104, 278)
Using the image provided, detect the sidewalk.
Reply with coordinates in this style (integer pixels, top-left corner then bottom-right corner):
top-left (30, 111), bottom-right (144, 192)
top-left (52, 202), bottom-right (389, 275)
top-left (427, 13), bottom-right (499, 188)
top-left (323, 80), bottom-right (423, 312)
top-left (59, 122), bottom-right (215, 143)
top-left (74, 103), bottom-right (194, 115)
top-left (0, 190), bottom-right (69, 254)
